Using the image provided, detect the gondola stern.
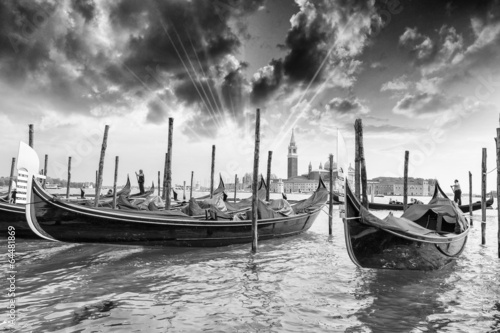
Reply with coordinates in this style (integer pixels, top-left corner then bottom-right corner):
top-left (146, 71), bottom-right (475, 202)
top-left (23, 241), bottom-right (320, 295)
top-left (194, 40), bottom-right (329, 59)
top-left (16, 142), bottom-right (59, 242)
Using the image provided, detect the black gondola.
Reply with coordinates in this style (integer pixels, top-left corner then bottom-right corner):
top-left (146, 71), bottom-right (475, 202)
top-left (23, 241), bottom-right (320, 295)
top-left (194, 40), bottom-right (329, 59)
top-left (343, 180), bottom-right (470, 270)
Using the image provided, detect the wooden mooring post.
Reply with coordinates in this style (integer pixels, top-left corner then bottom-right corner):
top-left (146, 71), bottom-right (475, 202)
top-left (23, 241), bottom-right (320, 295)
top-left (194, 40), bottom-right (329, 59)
top-left (66, 157), bottom-right (72, 199)
top-left (190, 171), bottom-right (194, 199)
top-left (328, 154), bottom-right (334, 235)
top-left (113, 156), bottom-right (119, 209)
top-left (183, 181), bottom-right (186, 200)
top-left (166, 118), bottom-right (173, 210)
top-left (403, 151), bottom-right (409, 211)
top-left (210, 145), bottom-right (216, 198)
top-left (28, 124), bottom-right (34, 148)
top-left (7, 158), bottom-right (15, 202)
top-left (355, 119), bottom-right (368, 208)
top-left (354, 122), bottom-right (360, 200)
top-left (157, 171), bottom-right (161, 196)
top-left (496, 128), bottom-right (500, 258)
top-left (163, 153), bottom-right (168, 200)
top-left (481, 148), bottom-right (487, 245)
top-left (266, 151), bottom-right (272, 201)
top-left (469, 171), bottom-right (473, 227)
top-left (43, 154), bottom-right (48, 189)
top-left (234, 174), bottom-right (238, 202)
top-left (94, 125), bottom-right (109, 207)
top-left (251, 109), bottom-right (261, 253)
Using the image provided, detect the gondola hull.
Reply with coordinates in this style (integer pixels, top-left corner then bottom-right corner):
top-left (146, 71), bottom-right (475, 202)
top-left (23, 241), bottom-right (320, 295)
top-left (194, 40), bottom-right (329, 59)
top-left (0, 201), bottom-right (38, 238)
top-left (343, 182), bottom-right (469, 270)
top-left (27, 178), bottom-right (322, 247)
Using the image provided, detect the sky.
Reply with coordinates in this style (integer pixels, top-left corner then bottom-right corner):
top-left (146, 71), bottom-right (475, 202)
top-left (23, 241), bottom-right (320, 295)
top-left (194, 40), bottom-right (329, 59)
top-left (0, 0), bottom-right (499, 192)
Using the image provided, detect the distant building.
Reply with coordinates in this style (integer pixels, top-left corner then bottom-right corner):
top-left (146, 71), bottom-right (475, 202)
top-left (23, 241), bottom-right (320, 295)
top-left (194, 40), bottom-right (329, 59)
top-left (367, 177), bottom-right (436, 196)
top-left (275, 130), bottom-right (354, 193)
top-left (287, 129), bottom-right (298, 179)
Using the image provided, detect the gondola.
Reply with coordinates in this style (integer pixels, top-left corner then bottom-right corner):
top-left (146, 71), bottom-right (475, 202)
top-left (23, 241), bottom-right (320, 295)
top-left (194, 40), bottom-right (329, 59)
top-left (367, 194), bottom-right (494, 212)
top-left (102, 176), bottom-right (131, 198)
top-left (129, 182), bottom-right (155, 199)
top-left (343, 180), bottom-right (470, 270)
top-left (20, 143), bottom-right (328, 247)
top-left (0, 199), bottom-right (39, 238)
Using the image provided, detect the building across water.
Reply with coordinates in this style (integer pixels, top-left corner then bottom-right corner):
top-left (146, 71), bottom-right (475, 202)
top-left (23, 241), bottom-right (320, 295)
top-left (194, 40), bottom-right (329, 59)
top-left (367, 177), bottom-right (436, 196)
top-left (270, 130), bottom-right (355, 193)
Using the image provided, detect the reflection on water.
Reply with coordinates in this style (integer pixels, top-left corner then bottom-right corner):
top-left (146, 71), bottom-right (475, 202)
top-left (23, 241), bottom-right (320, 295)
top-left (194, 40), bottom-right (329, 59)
top-left (349, 267), bottom-right (454, 333)
top-left (1, 210), bottom-right (500, 332)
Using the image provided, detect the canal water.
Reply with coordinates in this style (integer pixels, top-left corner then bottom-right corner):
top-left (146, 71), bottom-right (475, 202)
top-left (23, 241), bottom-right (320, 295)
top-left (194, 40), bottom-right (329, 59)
top-left (1, 200), bottom-right (499, 332)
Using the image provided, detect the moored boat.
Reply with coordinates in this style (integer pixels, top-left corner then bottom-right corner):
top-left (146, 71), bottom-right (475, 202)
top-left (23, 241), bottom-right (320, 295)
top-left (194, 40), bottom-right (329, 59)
top-left (20, 142), bottom-right (328, 247)
top-left (343, 180), bottom-right (470, 270)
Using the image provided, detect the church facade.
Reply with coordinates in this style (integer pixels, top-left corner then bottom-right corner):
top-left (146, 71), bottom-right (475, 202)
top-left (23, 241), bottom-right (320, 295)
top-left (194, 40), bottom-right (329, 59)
top-left (270, 130), bottom-right (355, 193)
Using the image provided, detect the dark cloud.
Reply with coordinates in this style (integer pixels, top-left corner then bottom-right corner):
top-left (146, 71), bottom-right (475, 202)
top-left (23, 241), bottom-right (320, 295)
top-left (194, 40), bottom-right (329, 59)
top-left (72, 0), bottom-right (96, 22)
top-left (146, 100), bottom-right (168, 123)
top-left (250, 59), bottom-right (283, 105)
top-left (221, 66), bottom-right (248, 123)
top-left (0, 0), bottom-right (265, 137)
top-left (327, 97), bottom-right (368, 114)
top-left (248, 0), bottom-right (380, 106)
top-left (393, 92), bottom-right (455, 116)
top-left (282, 0), bottom-right (378, 83)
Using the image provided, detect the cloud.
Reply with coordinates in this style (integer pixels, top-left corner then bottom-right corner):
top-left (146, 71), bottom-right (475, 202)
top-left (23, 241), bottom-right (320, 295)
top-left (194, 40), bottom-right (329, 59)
top-left (392, 92), bottom-right (456, 117)
top-left (250, 59), bottom-right (284, 105)
top-left (381, 75), bottom-right (410, 92)
top-left (327, 97), bottom-right (369, 115)
top-left (399, 27), bottom-right (436, 62)
top-left (146, 100), bottom-right (168, 123)
top-left (364, 124), bottom-right (419, 133)
top-left (0, 0), bottom-right (268, 139)
top-left (249, 0), bottom-right (381, 106)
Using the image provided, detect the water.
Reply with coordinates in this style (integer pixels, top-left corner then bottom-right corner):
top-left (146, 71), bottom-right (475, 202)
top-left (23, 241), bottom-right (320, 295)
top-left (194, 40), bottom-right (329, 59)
top-left (1, 206), bottom-right (500, 332)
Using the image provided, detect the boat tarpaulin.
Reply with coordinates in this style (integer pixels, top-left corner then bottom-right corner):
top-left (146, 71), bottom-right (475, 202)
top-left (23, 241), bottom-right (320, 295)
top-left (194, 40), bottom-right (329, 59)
top-left (359, 206), bottom-right (441, 236)
top-left (292, 186), bottom-right (328, 214)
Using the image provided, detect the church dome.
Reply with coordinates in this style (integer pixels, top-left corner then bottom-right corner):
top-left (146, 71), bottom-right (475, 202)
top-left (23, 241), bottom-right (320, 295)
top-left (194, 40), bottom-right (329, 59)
top-left (324, 159), bottom-right (337, 170)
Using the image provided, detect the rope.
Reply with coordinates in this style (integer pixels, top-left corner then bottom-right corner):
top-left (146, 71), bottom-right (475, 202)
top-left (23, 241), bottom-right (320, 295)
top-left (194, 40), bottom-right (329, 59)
top-left (484, 167), bottom-right (497, 174)
top-left (322, 208), bottom-right (336, 219)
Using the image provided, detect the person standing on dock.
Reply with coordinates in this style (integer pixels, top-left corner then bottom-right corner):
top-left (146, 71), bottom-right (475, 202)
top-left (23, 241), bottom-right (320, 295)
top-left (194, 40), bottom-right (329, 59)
top-left (136, 170), bottom-right (145, 194)
top-left (451, 180), bottom-right (462, 205)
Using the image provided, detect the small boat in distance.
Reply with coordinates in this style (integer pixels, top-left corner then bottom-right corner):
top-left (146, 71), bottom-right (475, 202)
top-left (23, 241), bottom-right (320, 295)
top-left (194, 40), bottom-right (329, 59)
top-left (45, 183), bottom-right (60, 190)
top-left (366, 193), bottom-right (494, 212)
top-left (343, 180), bottom-right (470, 270)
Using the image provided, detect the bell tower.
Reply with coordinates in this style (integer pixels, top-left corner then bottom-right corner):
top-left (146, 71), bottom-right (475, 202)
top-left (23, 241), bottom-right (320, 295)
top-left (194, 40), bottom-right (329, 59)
top-left (287, 129), bottom-right (298, 179)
